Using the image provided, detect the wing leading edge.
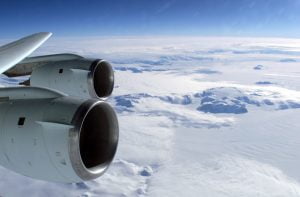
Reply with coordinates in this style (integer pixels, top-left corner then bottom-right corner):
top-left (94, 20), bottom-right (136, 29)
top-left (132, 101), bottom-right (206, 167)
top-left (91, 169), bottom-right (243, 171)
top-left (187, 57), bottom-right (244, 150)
top-left (0, 32), bottom-right (52, 74)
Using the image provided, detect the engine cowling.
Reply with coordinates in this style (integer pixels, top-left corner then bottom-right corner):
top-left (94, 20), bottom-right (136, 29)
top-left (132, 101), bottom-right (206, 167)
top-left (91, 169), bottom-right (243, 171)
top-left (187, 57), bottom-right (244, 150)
top-left (0, 87), bottom-right (119, 183)
top-left (30, 58), bottom-right (114, 99)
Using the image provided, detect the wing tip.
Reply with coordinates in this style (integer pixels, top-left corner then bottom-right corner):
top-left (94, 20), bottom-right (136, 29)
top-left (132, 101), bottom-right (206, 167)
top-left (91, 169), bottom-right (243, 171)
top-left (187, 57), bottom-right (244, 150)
top-left (34, 32), bottom-right (53, 40)
top-left (0, 32), bottom-right (53, 74)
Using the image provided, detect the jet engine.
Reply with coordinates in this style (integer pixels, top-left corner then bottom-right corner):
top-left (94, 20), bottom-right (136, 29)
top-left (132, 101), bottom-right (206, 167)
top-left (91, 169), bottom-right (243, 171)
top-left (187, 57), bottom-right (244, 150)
top-left (0, 87), bottom-right (119, 183)
top-left (5, 54), bottom-right (115, 99)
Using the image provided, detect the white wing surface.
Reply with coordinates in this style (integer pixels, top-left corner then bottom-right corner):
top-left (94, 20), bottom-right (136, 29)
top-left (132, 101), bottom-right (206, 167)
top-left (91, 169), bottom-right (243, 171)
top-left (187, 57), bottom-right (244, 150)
top-left (0, 32), bottom-right (52, 74)
top-left (0, 86), bottom-right (66, 100)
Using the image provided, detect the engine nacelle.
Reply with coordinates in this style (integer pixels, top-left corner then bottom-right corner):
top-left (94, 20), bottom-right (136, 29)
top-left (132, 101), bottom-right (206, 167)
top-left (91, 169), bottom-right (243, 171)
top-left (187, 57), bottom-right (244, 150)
top-left (30, 58), bottom-right (114, 99)
top-left (0, 88), bottom-right (119, 183)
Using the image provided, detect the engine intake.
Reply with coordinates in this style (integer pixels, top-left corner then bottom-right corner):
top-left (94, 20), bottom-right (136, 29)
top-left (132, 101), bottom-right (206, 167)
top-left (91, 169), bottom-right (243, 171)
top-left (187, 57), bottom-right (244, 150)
top-left (70, 99), bottom-right (119, 180)
top-left (90, 60), bottom-right (114, 98)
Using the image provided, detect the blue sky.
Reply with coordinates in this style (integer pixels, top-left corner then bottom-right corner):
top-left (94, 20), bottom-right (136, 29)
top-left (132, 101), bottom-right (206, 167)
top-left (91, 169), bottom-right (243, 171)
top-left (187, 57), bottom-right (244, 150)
top-left (0, 0), bottom-right (300, 38)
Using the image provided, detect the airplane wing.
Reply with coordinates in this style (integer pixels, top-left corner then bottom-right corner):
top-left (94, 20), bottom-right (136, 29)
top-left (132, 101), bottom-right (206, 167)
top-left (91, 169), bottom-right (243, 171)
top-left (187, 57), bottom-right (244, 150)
top-left (0, 32), bottom-right (52, 74)
top-left (0, 32), bottom-right (119, 183)
top-left (4, 53), bottom-right (83, 77)
top-left (0, 86), bottom-right (66, 100)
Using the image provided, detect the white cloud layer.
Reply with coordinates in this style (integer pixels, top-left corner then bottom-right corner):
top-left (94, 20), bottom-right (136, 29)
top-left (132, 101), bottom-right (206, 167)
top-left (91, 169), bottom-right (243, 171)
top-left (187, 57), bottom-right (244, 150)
top-left (0, 36), bottom-right (300, 196)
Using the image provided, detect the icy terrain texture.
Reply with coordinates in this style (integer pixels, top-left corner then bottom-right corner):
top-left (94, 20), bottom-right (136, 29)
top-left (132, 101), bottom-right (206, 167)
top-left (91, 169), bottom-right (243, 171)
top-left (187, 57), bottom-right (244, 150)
top-left (1, 36), bottom-right (300, 196)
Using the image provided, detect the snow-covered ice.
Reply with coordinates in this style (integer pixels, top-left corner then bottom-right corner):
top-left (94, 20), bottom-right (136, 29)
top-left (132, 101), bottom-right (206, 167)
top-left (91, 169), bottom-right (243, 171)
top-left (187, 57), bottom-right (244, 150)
top-left (1, 36), bottom-right (300, 196)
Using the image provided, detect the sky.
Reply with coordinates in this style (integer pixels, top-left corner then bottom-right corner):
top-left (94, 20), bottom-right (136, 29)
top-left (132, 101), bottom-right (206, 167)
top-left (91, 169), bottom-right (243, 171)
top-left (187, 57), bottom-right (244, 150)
top-left (0, 0), bottom-right (300, 38)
